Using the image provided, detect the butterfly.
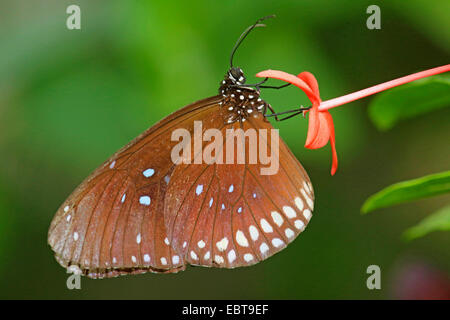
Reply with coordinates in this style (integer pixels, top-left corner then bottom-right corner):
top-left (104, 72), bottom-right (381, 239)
top-left (48, 15), bottom-right (315, 279)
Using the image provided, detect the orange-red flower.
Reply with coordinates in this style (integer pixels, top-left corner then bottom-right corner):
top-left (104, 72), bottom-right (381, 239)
top-left (256, 70), bottom-right (338, 175)
top-left (257, 64), bottom-right (450, 176)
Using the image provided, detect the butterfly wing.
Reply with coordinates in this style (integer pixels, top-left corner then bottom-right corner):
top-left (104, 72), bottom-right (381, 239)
top-left (164, 111), bottom-right (314, 268)
top-left (48, 96), bottom-right (222, 278)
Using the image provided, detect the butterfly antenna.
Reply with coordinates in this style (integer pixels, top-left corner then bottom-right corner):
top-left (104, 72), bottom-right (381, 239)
top-left (230, 15), bottom-right (276, 68)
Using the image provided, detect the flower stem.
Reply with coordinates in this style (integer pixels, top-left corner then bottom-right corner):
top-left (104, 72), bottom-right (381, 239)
top-left (318, 64), bottom-right (450, 111)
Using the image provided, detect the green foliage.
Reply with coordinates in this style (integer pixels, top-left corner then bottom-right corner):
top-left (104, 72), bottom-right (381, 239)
top-left (368, 75), bottom-right (450, 131)
top-left (0, 0), bottom-right (449, 299)
top-left (364, 73), bottom-right (450, 240)
top-left (404, 205), bottom-right (450, 240)
top-left (362, 171), bottom-right (450, 213)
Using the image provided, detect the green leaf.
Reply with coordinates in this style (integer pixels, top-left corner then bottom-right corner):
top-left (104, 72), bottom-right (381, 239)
top-left (362, 171), bottom-right (450, 213)
top-left (368, 75), bottom-right (450, 131)
top-left (403, 205), bottom-right (450, 240)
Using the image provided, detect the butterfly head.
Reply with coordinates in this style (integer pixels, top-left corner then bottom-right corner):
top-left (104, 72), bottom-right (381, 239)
top-left (228, 67), bottom-right (246, 85)
top-left (219, 67), bottom-right (247, 91)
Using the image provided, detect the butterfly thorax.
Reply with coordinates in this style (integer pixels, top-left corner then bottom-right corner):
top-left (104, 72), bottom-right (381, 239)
top-left (218, 68), bottom-right (268, 124)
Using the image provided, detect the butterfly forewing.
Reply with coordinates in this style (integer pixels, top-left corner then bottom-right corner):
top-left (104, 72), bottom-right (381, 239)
top-left (48, 96), bottom-right (221, 277)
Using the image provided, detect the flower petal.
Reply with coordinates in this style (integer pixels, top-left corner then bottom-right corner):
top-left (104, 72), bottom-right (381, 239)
top-left (256, 70), bottom-right (316, 98)
top-left (297, 72), bottom-right (321, 103)
top-left (324, 112), bottom-right (338, 175)
top-left (305, 105), bottom-right (320, 148)
top-left (309, 111), bottom-right (331, 149)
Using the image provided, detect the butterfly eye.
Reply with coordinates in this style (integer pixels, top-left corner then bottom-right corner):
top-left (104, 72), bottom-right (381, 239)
top-left (230, 67), bottom-right (245, 84)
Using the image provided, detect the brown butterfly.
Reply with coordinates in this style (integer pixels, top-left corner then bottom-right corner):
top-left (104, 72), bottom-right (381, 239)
top-left (48, 15), bottom-right (314, 279)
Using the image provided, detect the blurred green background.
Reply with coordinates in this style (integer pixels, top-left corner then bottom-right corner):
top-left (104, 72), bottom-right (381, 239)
top-left (0, 0), bottom-right (449, 299)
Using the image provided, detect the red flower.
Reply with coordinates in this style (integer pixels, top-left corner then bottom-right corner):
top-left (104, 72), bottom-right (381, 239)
top-left (256, 64), bottom-right (450, 176)
top-left (256, 70), bottom-right (338, 175)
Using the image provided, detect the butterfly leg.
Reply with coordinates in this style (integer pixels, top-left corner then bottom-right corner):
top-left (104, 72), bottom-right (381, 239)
top-left (264, 106), bottom-right (311, 121)
top-left (263, 103), bottom-right (280, 121)
top-left (231, 77), bottom-right (269, 91)
top-left (275, 110), bottom-right (303, 121)
top-left (259, 83), bottom-right (291, 90)
top-left (234, 81), bottom-right (291, 91)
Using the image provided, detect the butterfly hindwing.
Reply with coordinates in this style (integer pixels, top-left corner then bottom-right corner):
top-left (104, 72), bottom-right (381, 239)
top-left (164, 112), bottom-right (315, 268)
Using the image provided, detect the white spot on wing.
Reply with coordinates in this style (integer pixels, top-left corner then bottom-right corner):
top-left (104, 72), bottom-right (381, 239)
top-left (73, 232), bottom-right (79, 241)
top-left (303, 209), bottom-right (312, 220)
top-left (109, 160), bottom-right (116, 169)
top-left (285, 228), bottom-right (295, 238)
top-left (143, 168), bottom-right (155, 177)
top-left (197, 240), bottom-right (206, 248)
top-left (303, 181), bottom-right (312, 195)
top-left (172, 255), bottom-right (180, 264)
top-left (64, 205), bottom-right (69, 213)
top-left (260, 242), bottom-right (269, 255)
top-left (228, 250), bottom-right (236, 263)
top-left (139, 196), bottom-right (151, 205)
top-left (271, 211), bottom-right (284, 226)
top-left (121, 193), bottom-right (126, 203)
top-left (301, 188), bottom-right (314, 209)
top-left (283, 206), bottom-right (297, 219)
top-left (244, 253), bottom-right (254, 262)
top-left (249, 225), bottom-right (259, 241)
top-left (131, 255), bottom-right (137, 263)
top-left (209, 197), bottom-right (214, 208)
top-left (196, 184), bottom-right (203, 195)
top-left (260, 219), bottom-right (273, 233)
top-left (294, 219), bottom-right (305, 230)
top-left (143, 254), bottom-right (150, 263)
top-left (216, 237), bottom-right (229, 252)
top-left (136, 233), bottom-right (141, 244)
top-left (295, 197), bottom-right (304, 211)
top-left (236, 230), bottom-right (249, 247)
top-left (215, 255), bottom-right (224, 264)
top-left (204, 251), bottom-right (210, 260)
top-left (228, 184), bottom-right (234, 193)
top-left (272, 238), bottom-right (284, 248)
top-left (161, 257), bottom-right (167, 265)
